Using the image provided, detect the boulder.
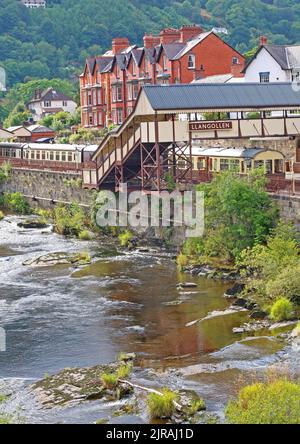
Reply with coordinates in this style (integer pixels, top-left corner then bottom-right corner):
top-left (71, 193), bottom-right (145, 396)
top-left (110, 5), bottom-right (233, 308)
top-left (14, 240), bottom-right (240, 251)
top-left (224, 283), bottom-right (245, 298)
top-left (23, 252), bottom-right (91, 267)
top-left (250, 310), bottom-right (268, 320)
top-left (18, 219), bottom-right (48, 230)
top-left (177, 282), bottom-right (198, 289)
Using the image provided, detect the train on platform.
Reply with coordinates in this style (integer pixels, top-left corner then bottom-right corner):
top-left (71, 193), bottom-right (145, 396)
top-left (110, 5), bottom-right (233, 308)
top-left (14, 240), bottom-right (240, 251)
top-left (0, 142), bottom-right (98, 171)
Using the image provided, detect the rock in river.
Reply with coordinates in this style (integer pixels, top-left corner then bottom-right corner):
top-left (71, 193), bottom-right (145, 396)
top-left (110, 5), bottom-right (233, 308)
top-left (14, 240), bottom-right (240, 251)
top-left (177, 282), bottom-right (197, 289)
top-left (17, 219), bottom-right (49, 230)
top-left (23, 252), bottom-right (91, 267)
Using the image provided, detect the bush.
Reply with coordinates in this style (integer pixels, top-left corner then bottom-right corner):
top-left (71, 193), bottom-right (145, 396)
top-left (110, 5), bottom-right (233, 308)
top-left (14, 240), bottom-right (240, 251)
top-left (0, 414), bottom-right (12, 424)
top-left (147, 389), bottom-right (178, 419)
top-left (118, 230), bottom-right (133, 248)
top-left (266, 264), bottom-right (300, 304)
top-left (101, 373), bottom-right (118, 390)
top-left (0, 210), bottom-right (4, 220)
top-left (270, 297), bottom-right (294, 322)
top-left (0, 192), bottom-right (30, 215)
top-left (53, 202), bottom-right (85, 236)
top-left (78, 230), bottom-right (93, 241)
top-left (226, 380), bottom-right (300, 424)
top-left (176, 252), bottom-right (188, 270)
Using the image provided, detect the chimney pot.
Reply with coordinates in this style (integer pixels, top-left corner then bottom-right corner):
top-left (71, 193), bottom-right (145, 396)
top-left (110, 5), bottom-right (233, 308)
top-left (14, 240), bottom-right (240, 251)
top-left (180, 24), bottom-right (203, 43)
top-left (112, 37), bottom-right (130, 55)
top-left (260, 35), bottom-right (268, 46)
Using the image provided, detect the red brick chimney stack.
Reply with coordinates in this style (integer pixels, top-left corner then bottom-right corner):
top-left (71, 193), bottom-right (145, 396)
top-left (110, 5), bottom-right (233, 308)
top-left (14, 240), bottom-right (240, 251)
top-left (231, 63), bottom-right (244, 78)
top-left (112, 38), bottom-right (130, 55)
top-left (260, 35), bottom-right (268, 46)
top-left (180, 25), bottom-right (203, 43)
top-left (159, 28), bottom-right (181, 45)
top-left (143, 33), bottom-right (161, 49)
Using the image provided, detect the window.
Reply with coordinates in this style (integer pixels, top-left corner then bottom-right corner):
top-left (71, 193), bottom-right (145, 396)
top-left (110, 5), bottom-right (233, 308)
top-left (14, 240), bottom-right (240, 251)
top-left (163, 54), bottom-right (168, 71)
top-left (220, 159), bottom-right (229, 171)
top-left (68, 153), bottom-right (73, 162)
top-left (259, 72), bottom-right (270, 83)
top-left (49, 151), bottom-right (54, 161)
top-left (92, 90), bottom-right (97, 105)
top-left (265, 159), bottom-right (272, 174)
top-left (292, 71), bottom-right (300, 82)
top-left (62, 101), bottom-right (68, 107)
top-left (117, 84), bottom-right (122, 101)
top-left (55, 152), bottom-right (60, 161)
top-left (232, 57), bottom-right (239, 65)
top-left (98, 112), bottom-right (102, 126)
top-left (93, 111), bottom-right (97, 125)
top-left (88, 92), bottom-right (92, 105)
top-left (132, 61), bottom-right (136, 76)
top-left (197, 158), bottom-right (205, 170)
top-left (133, 83), bottom-right (139, 99)
top-left (42, 151), bottom-right (46, 160)
top-left (188, 54), bottom-right (196, 69)
top-left (61, 152), bottom-right (66, 162)
top-left (117, 108), bottom-right (123, 124)
top-left (89, 115), bottom-right (93, 125)
top-left (97, 88), bottom-right (101, 105)
top-left (44, 101), bottom-right (51, 107)
top-left (127, 84), bottom-right (132, 101)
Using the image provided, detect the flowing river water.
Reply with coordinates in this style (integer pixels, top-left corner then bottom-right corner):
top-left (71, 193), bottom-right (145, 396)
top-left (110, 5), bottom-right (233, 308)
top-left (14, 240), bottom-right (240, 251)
top-left (0, 216), bottom-right (299, 424)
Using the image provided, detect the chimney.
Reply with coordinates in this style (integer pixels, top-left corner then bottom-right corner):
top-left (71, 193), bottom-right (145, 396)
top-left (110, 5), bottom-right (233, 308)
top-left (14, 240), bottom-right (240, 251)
top-left (143, 33), bottom-right (160, 49)
top-left (231, 63), bottom-right (244, 78)
top-left (260, 35), bottom-right (268, 46)
top-left (180, 25), bottom-right (203, 43)
top-left (34, 89), bottom-right (42, 100)
top-left (159, 28), bottom-right (181, 45)
top-left (112, 37), bottom-right (130, 55)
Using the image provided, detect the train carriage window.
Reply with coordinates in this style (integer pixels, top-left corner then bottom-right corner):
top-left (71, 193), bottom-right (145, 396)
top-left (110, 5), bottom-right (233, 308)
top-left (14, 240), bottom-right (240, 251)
top-left (220, 159), bottom-right (229, 171)
top-left (55, 152), bottom-right (60, 161)
top-left (265, 159), bottom-right (272, 174)
top-left (30, 151), bottom-right (35, 159)
top-left (36, 151), bottom-right (40, 160)
top-left (62, 152), bottom-right (66, 162)
top-left (73, 153), bottom-right (77, 162)
top-left (254, 160), bottom-right (264, 169)
top-left (229, 159), bottom-right (240, 171)
top-left (42, 151), bottom-right (46, 160)
top-left (68, 153), bottom-right (73, 162)
top-left (49, 151), bottom-right (54, 161)
top-left (197, 157), bottom-right (205, 170)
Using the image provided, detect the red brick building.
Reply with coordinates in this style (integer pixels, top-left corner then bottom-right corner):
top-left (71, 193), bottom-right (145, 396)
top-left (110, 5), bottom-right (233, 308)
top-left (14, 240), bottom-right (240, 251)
top-left (80, 25), bottom-right (245, 128)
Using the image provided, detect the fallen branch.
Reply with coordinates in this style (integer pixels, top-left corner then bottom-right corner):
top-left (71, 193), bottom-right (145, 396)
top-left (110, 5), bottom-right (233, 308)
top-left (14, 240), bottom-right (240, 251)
top-left (119, 379), bottom-right (183, 411)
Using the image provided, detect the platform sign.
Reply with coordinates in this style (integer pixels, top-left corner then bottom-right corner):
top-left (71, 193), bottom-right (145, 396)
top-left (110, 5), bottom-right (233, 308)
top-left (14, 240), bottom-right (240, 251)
top-left (189, 121), bottom-right (233, 132)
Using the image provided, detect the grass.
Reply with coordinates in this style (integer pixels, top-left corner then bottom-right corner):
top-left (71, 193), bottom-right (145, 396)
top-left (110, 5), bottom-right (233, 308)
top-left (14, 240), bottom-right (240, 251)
top-left (118, 230), bottom-right (133, 248)
top-left (188, 398), bottom-right (206, 415)
top-left (147, 388), bottom-right (178, 419)
top-left (78, 230), bottom-right (93, 241)
top-left (116, 363), bottom-right (132, 379)
top-left (176, 252), bottom-right (188, 271)
top-left (226, 379), bottom-right (300, 424)
top-left (270, 297), bottom-right (294, 322)
top-left (101, 372), bottom-right (118, 390)
top-left (0, 414), bottom-right (12, 424)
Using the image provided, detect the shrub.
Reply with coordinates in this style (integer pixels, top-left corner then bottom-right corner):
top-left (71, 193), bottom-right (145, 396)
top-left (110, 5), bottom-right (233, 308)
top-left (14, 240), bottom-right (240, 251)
top-left (226, 379), bottom-right (300, 424)
top-left (0, 394), bottom-right (8, 403)
top-left (147, 389), bottom-right (178, 419)
top-left (176, 252), bottom-right (188, 271)
top-left (117, 363), bottom-right (132, 379)
top-left (266, 264), bottom-right (300, 304)
top-left (53, 202), bottom-right (85, 236)
top-left (188, 398), bottom-right (206, 415)
top-left (101, 372), bottom-right (118, 390)
top-left (0, 414), bottom-right (12, 424)
top-left (78, 230), bottom-right (93, 241)
top-left (0, 210), bottom-right (4, 220)
top-left (0, 192), bottom-right (30, 215)
top-left (118, 230), bottom-right (133, 248)
top-left (270, 297), bottom-right (294, 322)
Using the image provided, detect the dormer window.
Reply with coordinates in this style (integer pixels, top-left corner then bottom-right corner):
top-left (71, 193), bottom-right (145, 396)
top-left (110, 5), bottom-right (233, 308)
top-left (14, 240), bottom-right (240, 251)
top-left (188, 54), bottom-right (195, 69)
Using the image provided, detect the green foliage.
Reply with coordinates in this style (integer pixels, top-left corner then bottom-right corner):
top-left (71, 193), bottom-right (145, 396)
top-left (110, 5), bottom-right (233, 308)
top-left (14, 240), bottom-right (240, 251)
top-left (0, 162), bottom-right (12, 183)
top-left (202, 112), bottom-right (228, 120)
top-left (176, 252), bottom-right (188, 271)
top-left (4, 102), bottom-right (31, 128)
top-left (118, 230), bottom-right (133, 248)
top-left (101, 372), bottom-right (118, 390)
top-left (270, 297), bottom-right (294, 322)
top-left (78, 230), bottom-right (93, 241)
top-left (226, 379), bottom-right (300, 424)
top-left (0, 394), bottom-right (9, 403)
top-left (196, 170), bottom-right (278, 262)
top-left (188, 398), bottom-right (206, 415)
top-left (164, 172), bottom-right (176, 192)
top-left (53, 202), bottom-right (85, 236)
top-left (63, 178), bottom-right (83, 188)
top-left (0, 210), bottom-right (4, 221)
top-left (0, 414), bottom-right (12, 424)
top-left (116, 363), bottom-right (133, 379)
top-left (147, 389), bottom-right (178, 419)
top-left (0, 192), bottom-right (30, 215)
top-left (238, 221), bottom-right (299, 306)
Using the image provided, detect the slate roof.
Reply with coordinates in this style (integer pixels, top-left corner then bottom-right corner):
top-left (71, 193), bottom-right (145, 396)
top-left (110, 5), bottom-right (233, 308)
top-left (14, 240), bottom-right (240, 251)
top-left (142, 82), bottom-right (300, 111)
top-left (245, 44), bottom-right (300, 72)
top-left (29, 88), bottom-right (74, 104)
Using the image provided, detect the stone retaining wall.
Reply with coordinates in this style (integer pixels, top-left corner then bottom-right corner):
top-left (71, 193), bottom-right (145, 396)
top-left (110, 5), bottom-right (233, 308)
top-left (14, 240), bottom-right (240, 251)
top-left (272, 194), bottom-right (300, 230)
top-left (0, 168), bottom-right (94, 208)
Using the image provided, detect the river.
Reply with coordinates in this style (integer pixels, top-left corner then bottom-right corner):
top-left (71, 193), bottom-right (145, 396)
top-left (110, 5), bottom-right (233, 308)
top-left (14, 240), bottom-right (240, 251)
top-left (0, 216), bottom-right (298, 424)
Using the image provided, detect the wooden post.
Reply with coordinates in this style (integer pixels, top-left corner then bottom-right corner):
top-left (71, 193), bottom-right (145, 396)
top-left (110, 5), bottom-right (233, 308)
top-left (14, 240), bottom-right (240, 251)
top-left (154, 113), bottom-right (161, 192)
